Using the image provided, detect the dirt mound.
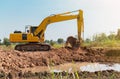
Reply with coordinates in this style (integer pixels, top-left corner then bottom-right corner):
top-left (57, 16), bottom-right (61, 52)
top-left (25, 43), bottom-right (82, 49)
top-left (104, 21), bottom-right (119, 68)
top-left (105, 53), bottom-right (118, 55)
top-left (0, 47), bottom-right (106, 73)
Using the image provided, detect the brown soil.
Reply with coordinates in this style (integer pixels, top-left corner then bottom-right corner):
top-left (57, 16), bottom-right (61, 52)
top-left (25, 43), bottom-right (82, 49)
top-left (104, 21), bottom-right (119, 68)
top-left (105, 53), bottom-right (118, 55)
top-left (0, 47), bottom-right (106, 72)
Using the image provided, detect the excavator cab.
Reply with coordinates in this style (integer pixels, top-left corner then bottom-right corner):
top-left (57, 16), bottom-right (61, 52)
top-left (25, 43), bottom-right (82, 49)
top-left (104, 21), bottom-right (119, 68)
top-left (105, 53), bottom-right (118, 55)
top-left (30, 26), bottom-right (37, 33)
top-left (24, 26), bottom-right (37, 33)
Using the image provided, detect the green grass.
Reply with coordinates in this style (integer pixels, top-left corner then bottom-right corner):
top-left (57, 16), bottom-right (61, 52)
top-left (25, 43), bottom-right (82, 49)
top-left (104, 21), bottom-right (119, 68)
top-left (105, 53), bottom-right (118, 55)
top-left (19, 70), bottom-right (119, 79)
top-left (0, 45), bottom-right (14, 51)
top-left (84, 40), bottom-right (120, 48)
top-left (53, 43), bottom-right (64, 48)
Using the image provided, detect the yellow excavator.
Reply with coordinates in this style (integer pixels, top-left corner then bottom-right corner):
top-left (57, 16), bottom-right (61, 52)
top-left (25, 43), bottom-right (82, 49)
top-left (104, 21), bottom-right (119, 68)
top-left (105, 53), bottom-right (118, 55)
top-left (9, 10), bottom-right (84, 51)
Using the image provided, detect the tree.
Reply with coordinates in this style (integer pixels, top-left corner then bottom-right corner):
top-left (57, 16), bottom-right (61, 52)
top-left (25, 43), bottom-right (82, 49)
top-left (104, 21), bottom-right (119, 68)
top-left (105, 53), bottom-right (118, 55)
top-left (57, 38), bottom-right (64, 44)
top-left (116, 29), bottom-right (120, 40)
top-left (49, 40), bottom-right (55, 46)
top-left (108, 32), bottom-right (116, 40)
top-left (0, 39), bottom-right (1, 45)
top-left (3, 38), bottom-right (11, 46)
top-left (44, 40), bottom-right (50, 43)
top-left (93, 33), bottom-right (108, 42)
top-left (85, 38), bottom-right (91, 43)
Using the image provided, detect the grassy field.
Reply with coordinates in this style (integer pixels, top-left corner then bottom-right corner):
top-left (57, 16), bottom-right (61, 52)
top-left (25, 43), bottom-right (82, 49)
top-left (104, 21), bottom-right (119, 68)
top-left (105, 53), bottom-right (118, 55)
top-left (53, 43), bottom-right (64, 48)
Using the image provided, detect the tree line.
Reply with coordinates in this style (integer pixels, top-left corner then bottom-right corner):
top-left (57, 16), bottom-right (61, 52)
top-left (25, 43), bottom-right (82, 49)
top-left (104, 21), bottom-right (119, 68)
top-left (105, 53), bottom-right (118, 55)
top-left (1, 29), bottom-right (120, 47)
top-left (0, 38), bottom-right (11, 46)
top-left (84, 29), bottom-right (120, 47)
top-left (0, 38), bottom-right (64, 46)
top-left (85, 29), bottom-right (120, 43)
top-left (45, 38), bottom-right (64, 46)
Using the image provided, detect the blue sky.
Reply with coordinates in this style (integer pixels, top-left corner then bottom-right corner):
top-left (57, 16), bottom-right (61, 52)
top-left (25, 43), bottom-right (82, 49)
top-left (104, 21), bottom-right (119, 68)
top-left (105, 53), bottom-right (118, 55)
top-left (0, 0), bottom-right (120, 41)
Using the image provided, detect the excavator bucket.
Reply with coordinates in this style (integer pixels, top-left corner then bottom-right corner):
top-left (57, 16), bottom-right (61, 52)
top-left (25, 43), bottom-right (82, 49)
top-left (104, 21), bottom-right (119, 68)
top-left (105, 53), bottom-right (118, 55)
top-left (65, 36), bottom-right (80, 49)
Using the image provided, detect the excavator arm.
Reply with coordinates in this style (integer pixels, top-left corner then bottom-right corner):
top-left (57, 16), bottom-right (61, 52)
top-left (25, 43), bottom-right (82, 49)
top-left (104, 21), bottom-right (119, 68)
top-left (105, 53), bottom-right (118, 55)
top-left (34, 10), bottom-right (84, 43)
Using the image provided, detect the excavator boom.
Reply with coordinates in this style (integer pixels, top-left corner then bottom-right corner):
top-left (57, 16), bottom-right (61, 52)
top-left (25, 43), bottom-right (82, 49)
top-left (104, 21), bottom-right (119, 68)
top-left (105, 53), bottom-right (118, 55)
top-left (34, 10), bottom-right (84, 42)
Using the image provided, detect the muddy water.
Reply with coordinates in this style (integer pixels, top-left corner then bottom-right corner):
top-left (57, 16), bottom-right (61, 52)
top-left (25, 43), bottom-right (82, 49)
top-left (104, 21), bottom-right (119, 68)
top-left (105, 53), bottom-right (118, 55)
top-left (22, 62), bottom-right (120, 73)
top-left (22, 62), bottom-right (90, 73)
top-left (80, 63), bottom-right (120, 72)
top-left (50, 62), bottom-right (120, 73)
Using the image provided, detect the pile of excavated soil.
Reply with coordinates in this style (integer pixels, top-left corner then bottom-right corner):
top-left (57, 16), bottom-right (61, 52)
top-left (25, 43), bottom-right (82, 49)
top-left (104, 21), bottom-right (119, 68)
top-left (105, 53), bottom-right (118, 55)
top-left (0, 47), bottom-right (106, 73)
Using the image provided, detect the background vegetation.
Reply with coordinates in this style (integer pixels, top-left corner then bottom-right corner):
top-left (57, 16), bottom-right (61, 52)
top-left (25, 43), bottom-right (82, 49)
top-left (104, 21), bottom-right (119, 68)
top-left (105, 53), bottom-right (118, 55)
top-left (84, 29), bottom-right (120, 47)
top-left (1, 29), bottom-right (120, 48)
